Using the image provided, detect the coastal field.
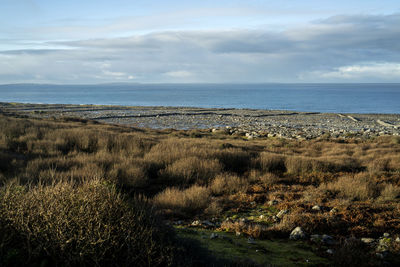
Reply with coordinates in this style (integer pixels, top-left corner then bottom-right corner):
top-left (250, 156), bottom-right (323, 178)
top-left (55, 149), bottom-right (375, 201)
top-left (0, 104), bottom-right (400, 266)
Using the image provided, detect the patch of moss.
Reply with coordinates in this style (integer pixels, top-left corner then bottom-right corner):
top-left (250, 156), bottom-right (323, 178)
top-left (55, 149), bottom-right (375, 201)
top-left (175, 227), bottom-right (330, 266)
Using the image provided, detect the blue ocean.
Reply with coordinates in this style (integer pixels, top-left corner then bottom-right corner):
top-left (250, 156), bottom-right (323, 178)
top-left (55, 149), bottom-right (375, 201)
top-left (0, 83), bottom-right (399, 114)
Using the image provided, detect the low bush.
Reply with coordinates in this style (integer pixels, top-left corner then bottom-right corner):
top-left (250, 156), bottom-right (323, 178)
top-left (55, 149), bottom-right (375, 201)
top-left (154, 185), bottom-right (210, 216)
top-left (0, 180), bottom-right (179, 266)
top-left (160, 157), bottom-right (221, 185)
top-left (210, 173), bottom-right (248, 196)
top-left (320, 173), bottom-right (381, 201)
top-left (257, 152), bottom-right (286, 173)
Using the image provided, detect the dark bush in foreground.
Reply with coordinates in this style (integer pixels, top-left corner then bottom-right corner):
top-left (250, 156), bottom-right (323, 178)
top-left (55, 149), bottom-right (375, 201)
top-left (0, 180), bottom-right (179, 266)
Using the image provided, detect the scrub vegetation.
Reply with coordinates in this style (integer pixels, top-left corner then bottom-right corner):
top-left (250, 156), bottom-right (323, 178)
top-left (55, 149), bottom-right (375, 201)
top-left (0, 112), bottom-right (399, 266)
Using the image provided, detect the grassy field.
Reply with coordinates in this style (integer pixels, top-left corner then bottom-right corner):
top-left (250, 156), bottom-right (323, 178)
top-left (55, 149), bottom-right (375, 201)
top-left (0, 112), bottom-right (399, 266)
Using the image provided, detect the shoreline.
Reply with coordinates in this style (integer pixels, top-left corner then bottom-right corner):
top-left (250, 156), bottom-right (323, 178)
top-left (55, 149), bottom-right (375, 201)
top-left (1, 102), bottom-right (400, 139)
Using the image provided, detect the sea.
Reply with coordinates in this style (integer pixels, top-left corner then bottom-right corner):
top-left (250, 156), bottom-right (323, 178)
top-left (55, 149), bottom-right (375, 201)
top-left (0, 83), bottom-right (399, 114)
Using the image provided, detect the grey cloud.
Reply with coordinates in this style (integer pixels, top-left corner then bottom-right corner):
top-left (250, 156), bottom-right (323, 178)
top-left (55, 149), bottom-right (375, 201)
top-left (1, 13), bottom-right (400, 83)
top-left (0, 49), bottom-right (67, 55)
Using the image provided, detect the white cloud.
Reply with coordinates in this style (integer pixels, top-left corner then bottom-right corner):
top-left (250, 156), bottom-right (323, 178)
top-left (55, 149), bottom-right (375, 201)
top-left (303, 62), bottom-right (400, 81)
top-left (163, 70), bottom-right (193, 78)
top-left (1, 13), bottom-right (400, 83)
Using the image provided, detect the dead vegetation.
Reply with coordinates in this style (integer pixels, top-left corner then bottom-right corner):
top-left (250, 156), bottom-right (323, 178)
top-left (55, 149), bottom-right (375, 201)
top-left (0, 113), bottom-right (399, 265)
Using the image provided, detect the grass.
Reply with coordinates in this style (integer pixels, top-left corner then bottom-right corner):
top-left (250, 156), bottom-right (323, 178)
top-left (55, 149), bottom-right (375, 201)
top-left (0, 112), bottom-right (399, 265)
top-left (174, 227), bottom-right (330, 266)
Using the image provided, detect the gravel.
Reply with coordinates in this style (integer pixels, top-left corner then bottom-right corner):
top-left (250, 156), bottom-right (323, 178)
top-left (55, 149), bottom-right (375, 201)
top-left (2, 103), bottom-right (400, 139)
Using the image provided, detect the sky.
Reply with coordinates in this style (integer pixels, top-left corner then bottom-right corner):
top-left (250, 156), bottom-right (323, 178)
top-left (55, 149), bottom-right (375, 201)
top-left (1, 0), bottom-right (400, 84)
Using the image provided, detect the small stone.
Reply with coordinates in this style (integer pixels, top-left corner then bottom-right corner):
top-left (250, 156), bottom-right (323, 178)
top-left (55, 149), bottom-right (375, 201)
top-left (236, 231), bottom-right (241, 236)
top-left (276, 209), bottom-right (288, 218)
top-left (240, 217), bottom-right (248, 223)
top-left (289, 227), bottom-right (307, 240)
top-left (247, 237), bottom-right (256, 244)
top-left (326, 249), bottom-right (334, 255)
top-left (259, 215), bottom-right (265, 219)
top-left (191, 220), bottom-right (201, 226)
top-left (322, 234), bottom-right (335, 245)
top-left (210, 233), bottom-right (218, 239)
top-left (376, 253), bottom-right (385, 259)
top-left (376, 238), bottom-right (391, 252)
top-left (361, 238), bottom-right (376, 245)
top-left (268, 200), bottom-right (279, 206)
top-left (330, 208), bottom-right (338, 214)
top-left (396, 237), bottom-right (400, 243)
top-left (202, 220), bottom-right (215, 227)
top-left (383, 233), bottom-right (390, 238)
top-left (272, 215), bottom-right (280, 222)
top-left (312, 205), bottom-right (321, 211)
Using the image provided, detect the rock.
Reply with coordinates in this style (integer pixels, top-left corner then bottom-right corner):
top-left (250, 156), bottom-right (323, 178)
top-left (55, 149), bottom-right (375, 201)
top-left (240, 217), bottom-right (248, 223)
top-left (259, 215), bottom-right (265, 219)
top-left (276, 209), bottom-right (289, 218)
top-left (326, 249), bottom-right (334, 255)
top-left (191, 220), bottom-right (201, 226)
top-left (312, 205), bottom-right (321, 211)
top-left (322, 234), bottom-right (335, 245)
top-left (210, 233), bottom-right (219, 239)
top-left (289, 227), bottom-right (307, 240)
top-left (310, 234), bottom-right (321, 242)
top-left (396, 237), bottom-right (400, 243)
top-left (361, 238), bottom-right (376, 245)
top-left (268, 200), bottom-right (279, 206)
top-left (272, 215), bottom-right (280, 222)
top-left (220, 236), bottom-right (233, 243)
top-left (247, 237), bottom-right (256, 244)
top-left (202, 220), bottom-right (215, 227)
top-left (376, 253), bottom-right (384, 259)
top-left (383, 233), bottom-right (390, 238)
top-left (376, 237), bottom-right (391, 252)
top-left (236, 231), bottom-right (241, 236)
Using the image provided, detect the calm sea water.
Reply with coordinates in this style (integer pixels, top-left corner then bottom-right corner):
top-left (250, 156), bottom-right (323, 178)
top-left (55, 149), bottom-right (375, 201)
top-left (0, 83), bottom-right (399, 114)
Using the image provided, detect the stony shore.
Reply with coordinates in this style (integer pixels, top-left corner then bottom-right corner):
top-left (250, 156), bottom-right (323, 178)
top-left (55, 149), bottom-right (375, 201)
top-left (1, 102), bottom-right (400, 139)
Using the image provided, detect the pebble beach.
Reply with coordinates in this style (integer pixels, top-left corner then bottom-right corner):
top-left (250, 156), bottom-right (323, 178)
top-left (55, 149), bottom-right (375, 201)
top-left (1, 102), bottom-right (400, 139)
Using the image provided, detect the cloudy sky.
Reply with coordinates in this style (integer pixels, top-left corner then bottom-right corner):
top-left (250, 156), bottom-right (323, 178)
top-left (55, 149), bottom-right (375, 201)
top-left (1, 0), bottom-right (400, 84)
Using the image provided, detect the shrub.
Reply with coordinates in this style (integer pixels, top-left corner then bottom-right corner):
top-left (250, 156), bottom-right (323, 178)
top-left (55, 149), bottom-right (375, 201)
top-left (320, 173), bottom-right (381, 201)
top-left (258, 172), bottom-right (280, 187)
top-left (368, 158), bottom-right (391, 173)
top-left (109, 162), bottom-right (148, 188)
top-left (160, 157), bottom-right (221, 185)
top-left (154, 185), bottom-right (210, 216)
top-left (0, 180), bottom-right (179, 266)
top-left (379, 183), bottom-right (400, 201)
top-left (214, 148), bottom-right (252, 174)
top-left (209, 174), bottom-right (248, 196)
top-left (257, 152), bottom-right (286, 173)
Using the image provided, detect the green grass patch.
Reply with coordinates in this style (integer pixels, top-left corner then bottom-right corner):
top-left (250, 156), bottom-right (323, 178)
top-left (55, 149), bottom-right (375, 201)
top-left (175, 227), bottom-right (330, 266)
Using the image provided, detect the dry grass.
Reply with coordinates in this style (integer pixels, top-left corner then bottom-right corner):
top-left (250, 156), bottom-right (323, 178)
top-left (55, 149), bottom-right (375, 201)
top-left (209, 173), bottom-right (248, 196)
top-left (319, 173), bottom-right (381, 201)
top-left (153, 185), bottom-right (210, 216)
top-left (1, 112), bottom-right (400, 263)
top-left (0, 180), bottom-right (178, 266)
top-left (160, 157), bottom-right (222, 185)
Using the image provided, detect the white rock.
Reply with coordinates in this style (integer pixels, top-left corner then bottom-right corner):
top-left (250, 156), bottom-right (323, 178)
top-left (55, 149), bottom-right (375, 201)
top-left (312, 205), bottom-right (321, 211)
top-left (290, 227), bottom-right (307, 240)
top-left (276, 209), bottom-right (289, 218)
top-left (191, 220), bottom-right (201, 226)
top-left (361, 238), bottom-right (375, 244)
